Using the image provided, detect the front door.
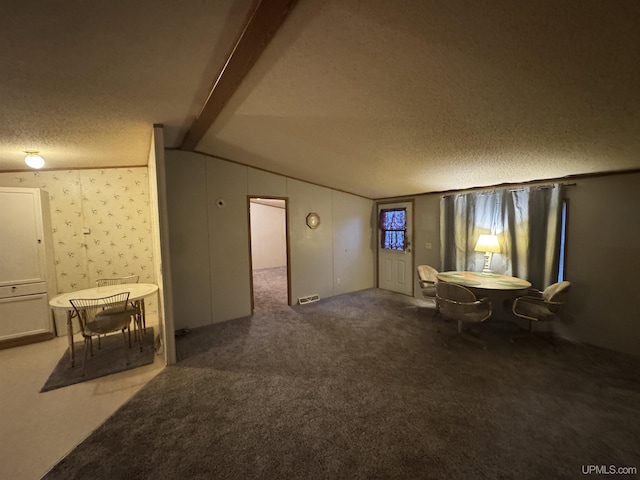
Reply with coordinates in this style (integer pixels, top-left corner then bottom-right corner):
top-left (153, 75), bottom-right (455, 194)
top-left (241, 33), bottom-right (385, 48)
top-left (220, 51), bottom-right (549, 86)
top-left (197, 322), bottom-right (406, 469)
top-left (377, 201), bottom-right (413, 296)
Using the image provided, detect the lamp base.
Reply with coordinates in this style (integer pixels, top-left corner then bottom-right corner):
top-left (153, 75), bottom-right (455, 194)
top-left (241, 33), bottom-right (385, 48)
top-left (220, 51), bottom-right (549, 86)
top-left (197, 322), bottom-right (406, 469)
top-left (482, 252), bottom-right (493, 273)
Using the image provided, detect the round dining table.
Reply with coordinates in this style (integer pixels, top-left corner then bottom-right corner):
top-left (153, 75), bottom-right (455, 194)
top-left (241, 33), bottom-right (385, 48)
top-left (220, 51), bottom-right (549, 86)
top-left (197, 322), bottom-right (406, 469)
top-left (436, 271), bottom-right (532, 317)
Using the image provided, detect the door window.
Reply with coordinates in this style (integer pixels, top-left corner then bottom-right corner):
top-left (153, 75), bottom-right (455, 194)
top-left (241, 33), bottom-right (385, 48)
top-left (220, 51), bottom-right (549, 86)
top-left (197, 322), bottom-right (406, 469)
top-left (379, 208), bottom-right (406, 251)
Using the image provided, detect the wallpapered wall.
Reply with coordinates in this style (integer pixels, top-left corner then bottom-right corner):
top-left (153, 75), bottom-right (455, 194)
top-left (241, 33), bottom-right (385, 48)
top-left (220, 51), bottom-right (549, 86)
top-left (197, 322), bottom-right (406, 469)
top-left (0, 168), bottom-right (156, 317)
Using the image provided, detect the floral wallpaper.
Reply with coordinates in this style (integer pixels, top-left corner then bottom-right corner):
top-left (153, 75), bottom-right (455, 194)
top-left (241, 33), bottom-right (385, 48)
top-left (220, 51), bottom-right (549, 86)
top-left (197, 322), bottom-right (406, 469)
top-left (0, 168), bottom-right (156, 317)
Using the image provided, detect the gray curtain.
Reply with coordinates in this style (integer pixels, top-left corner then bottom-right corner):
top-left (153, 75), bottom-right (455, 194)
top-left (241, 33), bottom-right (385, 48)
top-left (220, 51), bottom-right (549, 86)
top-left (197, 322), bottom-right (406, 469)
top-left (440, 184), bottom-right (563, 289)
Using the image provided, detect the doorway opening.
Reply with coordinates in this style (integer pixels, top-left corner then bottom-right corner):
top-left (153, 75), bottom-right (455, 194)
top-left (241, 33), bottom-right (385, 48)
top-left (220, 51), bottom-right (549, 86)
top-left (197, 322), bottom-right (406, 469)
top-left (248, 197), bottom-right (291, 311)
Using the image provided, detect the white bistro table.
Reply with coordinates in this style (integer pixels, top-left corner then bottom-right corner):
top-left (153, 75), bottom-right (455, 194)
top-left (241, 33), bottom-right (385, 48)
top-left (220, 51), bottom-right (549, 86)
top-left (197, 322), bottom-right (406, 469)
top-left (49, 283), bottom-right (158, 367)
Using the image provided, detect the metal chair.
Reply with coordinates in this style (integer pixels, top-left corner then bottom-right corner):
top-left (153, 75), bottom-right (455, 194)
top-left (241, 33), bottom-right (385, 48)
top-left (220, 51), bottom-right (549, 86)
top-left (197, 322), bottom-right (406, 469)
top-left (69, 292), bottom-right (133, 376)
top-left (96, 274), bottom-right (139, 287)
top-left (96, 275), bottom-right (145, 349)
top-left (417, 265), bottom-right (439, 314)
top-left (512, 281), bottom-right (571, 343)
top-left (436, 281), bottom-right (492, 348)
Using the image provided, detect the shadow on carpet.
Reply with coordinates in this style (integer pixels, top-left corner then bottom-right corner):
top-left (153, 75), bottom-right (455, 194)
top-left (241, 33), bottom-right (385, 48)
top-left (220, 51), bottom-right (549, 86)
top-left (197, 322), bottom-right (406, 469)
top-left (40, 327), bottom-right (155, 392)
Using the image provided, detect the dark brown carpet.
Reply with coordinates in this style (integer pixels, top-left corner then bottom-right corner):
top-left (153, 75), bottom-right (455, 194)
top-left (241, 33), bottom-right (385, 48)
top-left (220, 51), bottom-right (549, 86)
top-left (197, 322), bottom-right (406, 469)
top-left (42, 276), bottom-right (640, 479)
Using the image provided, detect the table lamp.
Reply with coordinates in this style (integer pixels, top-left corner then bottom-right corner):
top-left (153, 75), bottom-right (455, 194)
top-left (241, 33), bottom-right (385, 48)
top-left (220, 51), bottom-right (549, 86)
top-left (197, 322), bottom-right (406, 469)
top-left (475, 234), bottom-right (500, 273)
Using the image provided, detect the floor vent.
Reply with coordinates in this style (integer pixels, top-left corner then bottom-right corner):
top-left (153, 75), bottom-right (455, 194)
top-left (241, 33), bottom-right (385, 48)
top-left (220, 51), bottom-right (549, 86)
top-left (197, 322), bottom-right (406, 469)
top-left (298, 294), bottom-right (320, 305)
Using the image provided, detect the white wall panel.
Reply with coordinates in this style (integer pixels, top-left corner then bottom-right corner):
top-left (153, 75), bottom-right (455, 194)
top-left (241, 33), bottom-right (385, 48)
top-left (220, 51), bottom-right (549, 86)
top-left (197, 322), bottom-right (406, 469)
top-left (557, 173), bottom-right (640, 356)
top-left (332, 191), bottom-right (375, 295)
top-left (248, 168), bottom-right (287, 197)
top-left (164, 151), bottom-right (377, 326)
top-left (412, 194), bottom-right (441, 296)
top-left (287, 179), bottom-right (334, 303)
top-left (206, 159), bottom-right (252, 322)
top-left (165, 152), bottom-right (212, 330)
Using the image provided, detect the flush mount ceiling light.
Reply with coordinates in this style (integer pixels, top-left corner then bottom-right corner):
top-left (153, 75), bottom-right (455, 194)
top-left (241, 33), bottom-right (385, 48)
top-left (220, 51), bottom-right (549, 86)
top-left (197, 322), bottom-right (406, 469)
top-left (24, 151), bottom-right (45, 169)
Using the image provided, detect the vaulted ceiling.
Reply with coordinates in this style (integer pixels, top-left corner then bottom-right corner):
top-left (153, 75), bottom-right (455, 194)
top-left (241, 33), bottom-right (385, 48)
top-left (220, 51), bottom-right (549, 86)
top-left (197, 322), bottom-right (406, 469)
top-left (1, 0), bottom-right (638, 199)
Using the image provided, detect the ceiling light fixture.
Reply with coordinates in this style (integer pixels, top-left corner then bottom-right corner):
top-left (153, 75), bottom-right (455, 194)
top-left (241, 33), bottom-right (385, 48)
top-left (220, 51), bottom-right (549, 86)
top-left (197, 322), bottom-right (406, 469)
top-left (24, 151), bottom-right (45, 169)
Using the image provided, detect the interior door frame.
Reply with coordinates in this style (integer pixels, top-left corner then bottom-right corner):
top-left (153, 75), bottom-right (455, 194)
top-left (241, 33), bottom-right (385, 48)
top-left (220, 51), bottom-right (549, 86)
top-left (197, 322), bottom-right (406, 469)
top-left (376, 199), bottom-right (415, 297)
top-left (247, 196), bottom-right (292, 311)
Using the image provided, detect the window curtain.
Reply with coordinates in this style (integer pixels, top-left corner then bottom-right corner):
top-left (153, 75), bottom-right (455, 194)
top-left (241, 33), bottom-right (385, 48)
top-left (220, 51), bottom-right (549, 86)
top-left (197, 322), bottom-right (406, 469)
top-left (440, 184), bottom-right (563, 289)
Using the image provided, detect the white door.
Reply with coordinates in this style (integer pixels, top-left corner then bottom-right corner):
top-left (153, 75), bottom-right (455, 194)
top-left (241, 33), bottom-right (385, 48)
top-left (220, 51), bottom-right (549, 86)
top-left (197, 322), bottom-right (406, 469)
top-left (377, 201), bottom-right (413, 296)
top-left (0, 188), bottom-right (46, 286)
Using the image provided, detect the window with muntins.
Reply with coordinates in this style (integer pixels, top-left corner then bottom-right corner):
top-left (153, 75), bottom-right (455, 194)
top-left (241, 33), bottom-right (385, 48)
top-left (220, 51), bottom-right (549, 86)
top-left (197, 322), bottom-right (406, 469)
top-left (379, 208), bottom-right (406, 251)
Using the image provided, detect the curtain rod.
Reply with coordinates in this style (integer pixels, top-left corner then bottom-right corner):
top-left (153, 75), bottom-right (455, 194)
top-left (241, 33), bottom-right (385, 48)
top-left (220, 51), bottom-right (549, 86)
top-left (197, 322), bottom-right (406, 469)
top-left (442, 182), bottom-right (576, 197)
top-left (508, 182), bottom-right (577, 192)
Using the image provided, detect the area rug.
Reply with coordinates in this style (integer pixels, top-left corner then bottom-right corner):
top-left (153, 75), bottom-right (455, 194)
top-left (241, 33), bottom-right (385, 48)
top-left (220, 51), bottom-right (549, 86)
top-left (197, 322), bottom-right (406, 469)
top-left (40, 327), bottom-right (155, 392)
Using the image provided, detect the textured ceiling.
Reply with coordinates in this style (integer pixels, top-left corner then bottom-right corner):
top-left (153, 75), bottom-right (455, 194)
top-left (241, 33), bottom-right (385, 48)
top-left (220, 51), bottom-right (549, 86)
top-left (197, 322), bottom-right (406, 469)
top-left (0, 0), bottom-right (253, 169)
top-left (1, 0), bottom-right (638, 199)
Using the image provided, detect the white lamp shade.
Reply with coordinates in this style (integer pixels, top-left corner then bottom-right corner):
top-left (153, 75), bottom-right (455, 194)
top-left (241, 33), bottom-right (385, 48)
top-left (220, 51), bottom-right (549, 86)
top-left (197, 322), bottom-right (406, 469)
top-left (474, 234), bottom-right (500, 253)
top-left (24, 153), bottom-right (45, 169)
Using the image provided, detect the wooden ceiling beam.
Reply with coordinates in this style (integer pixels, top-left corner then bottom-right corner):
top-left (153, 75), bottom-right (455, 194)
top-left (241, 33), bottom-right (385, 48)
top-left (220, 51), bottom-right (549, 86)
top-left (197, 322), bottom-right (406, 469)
top-left (180, 0), bottom-right (298, 151)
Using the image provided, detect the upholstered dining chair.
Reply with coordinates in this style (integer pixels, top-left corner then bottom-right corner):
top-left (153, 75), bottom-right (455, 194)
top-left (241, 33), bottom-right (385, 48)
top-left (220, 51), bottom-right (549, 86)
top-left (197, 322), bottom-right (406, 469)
top-left (69, 292), bottom-right (133, 376)
top-left (436, 281), bottom-right (492, 348)
top-left (96, 275), bottom-right (145, 348)
top-left (511, 281), bottom-right (571, 343)
top-left (417, 265), bottom-right (439, 314)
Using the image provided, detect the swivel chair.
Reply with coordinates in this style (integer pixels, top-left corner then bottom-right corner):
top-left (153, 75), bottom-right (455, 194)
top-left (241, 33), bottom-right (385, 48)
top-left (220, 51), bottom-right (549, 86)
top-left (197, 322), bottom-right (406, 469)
top-left (511, 281), bottom-right (571, 344)
top-left (436, 281), bottom-right (492, 348)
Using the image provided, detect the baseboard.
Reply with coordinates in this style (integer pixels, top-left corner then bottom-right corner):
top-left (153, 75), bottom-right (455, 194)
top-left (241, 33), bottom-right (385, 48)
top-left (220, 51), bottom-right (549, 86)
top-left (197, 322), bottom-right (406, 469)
top-left (0, 331), bottom-right (55, 350)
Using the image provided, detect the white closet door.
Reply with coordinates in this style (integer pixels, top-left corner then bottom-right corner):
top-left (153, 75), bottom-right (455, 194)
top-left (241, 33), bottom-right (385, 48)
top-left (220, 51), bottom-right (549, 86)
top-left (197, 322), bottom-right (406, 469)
top-left (0, 189), bottom-right (46, 286)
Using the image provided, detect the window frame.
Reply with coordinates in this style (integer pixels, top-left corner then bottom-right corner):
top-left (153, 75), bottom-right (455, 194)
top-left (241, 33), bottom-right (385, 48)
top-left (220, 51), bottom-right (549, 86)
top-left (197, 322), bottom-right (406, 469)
top-left (557, 199), bottom-right (568, 282)
top-left (379, 207), bottom-right (407, 251)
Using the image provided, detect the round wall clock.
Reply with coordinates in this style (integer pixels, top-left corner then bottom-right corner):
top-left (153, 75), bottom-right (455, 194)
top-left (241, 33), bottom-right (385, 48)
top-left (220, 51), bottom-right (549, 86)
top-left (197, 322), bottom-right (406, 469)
top-left (306, 212), bottom-right (320, 229)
